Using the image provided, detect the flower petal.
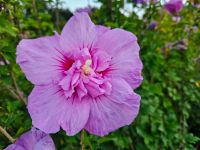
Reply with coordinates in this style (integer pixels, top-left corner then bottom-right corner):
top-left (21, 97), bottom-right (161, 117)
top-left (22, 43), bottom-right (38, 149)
top-left (34, 136), bottom-right (55, 150)
top-left (95, 25), bottom-right (110, 37)
top-left (60, 12), bottom-right (96, 55)
top-left (5, 144), bottom-right (25, 150)
top-left (15, 127), bottom-right (46, 149)
top-left (85, 78), bottom-right (140, 136)
top-left (5, 128), bottom-right (55, 150)
top-left (28, 84), bottom-right (66, 133)
top-left (94, 29), bottom-right (143, 89)
top-left (92, 51), bottom-right (111, 72)
top-left (59, 96), bottom-right (90, 136)
top-left (16, 34), bottom-right (65, 85)
top-left (28, 84), bottom-right (90, 135)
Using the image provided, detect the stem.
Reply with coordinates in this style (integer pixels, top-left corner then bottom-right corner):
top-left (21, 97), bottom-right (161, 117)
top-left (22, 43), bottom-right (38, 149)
top-left (0, 126), bottom-right (15, 143)
top-left (32, 0), bottom-right (41, 35)
top-left (0, 80), bottom-right (21, 100)
top-left (80, 130), bottom-right (85, 150)
top-left (55, 0), bottom-right (60, 31)
top-left (0, 54), bottom-right (27, 105)
top-left (10, 71), bottom-right (27, 105)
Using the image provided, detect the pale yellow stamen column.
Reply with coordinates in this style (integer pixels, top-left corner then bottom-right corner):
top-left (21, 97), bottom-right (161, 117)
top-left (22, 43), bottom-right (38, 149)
top-left (82, 59), bottom-right (92, 75)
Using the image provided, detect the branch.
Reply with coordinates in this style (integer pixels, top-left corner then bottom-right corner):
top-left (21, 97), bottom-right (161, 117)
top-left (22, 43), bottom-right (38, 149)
top-left (55, 0), bottom-right (60, 31)
top-left (0, 126), bottom-right (15, 143)
top-left (0, 54), bottom-right (27, 105)
top-left (0, 80), bottom-right (20, 100)
top-left (10, 71), bottom-right (27, 105)
top-left (32, 0), bottom-right (42, 35)
top-left (80, 130), bottom-right (85, 150)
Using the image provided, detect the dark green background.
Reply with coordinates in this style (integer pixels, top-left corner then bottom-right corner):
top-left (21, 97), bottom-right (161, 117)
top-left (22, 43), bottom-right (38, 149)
top-left (0, 0), bottom-right (200, 149)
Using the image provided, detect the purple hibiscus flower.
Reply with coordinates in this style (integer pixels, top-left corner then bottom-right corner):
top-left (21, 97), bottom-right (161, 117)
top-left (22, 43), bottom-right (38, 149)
top-left (5, 128), bottom-right (55, 150)
top-left (16, 12), bottom-right (143, 136)
top-left (164, 0), bottom-right (183, 15)
top-left (147, 21), bottom-right (158, 30)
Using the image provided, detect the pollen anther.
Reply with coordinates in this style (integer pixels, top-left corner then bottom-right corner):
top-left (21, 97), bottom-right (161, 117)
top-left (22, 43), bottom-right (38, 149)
top-left (82, 59), bottom-right (92, 75)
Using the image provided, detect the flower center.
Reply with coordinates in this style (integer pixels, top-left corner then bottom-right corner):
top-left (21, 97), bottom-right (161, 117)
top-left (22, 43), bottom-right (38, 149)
top-left (82, 59), bottom-right (92, 75)
top-left (59, 55), bottom-right (112, 99)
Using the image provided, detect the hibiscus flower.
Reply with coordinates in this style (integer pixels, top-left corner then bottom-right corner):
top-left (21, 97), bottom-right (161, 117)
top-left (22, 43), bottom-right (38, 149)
top-left (5, 128), bottom-right (55, 150)
top-left (16, 12), bottom-right (143, 136)
top-left (164, 0), bottom-right (183, 15)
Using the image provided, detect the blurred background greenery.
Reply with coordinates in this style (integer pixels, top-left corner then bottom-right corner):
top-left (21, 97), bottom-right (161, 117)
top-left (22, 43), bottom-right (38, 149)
top-left (0, 0), bottom-right (200, 149)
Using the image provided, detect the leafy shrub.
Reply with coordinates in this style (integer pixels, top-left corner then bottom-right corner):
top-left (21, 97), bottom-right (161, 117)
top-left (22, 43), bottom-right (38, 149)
top-left (0, 0), bottom-right (199, 149)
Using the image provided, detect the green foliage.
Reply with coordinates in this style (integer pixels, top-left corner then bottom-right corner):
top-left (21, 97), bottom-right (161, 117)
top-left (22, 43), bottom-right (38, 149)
top-left (0, 0), bottom-right (199, 149)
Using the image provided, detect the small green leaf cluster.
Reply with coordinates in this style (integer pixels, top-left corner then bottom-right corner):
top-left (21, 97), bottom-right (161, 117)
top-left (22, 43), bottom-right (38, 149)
top-left (0, 0), bottom-right (199, 149)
